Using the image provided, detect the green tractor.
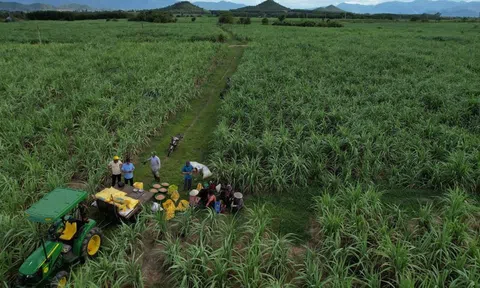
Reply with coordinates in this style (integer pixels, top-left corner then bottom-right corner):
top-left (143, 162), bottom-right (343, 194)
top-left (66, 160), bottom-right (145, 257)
top-left (16, 188), bottom-right (104, 287)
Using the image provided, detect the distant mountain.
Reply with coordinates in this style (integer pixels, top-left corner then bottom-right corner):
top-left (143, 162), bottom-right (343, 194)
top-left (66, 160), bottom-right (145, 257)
top-left (7, 0), bottom-right (177, 10)
top-left (160, 1), bottom-right (208, 13)
top-left (193, 1), bottom-right (245, 10)
top-left (0, 1), bottom-right (92, 11)
top-left (338, 0), bottom-right (480, 17)
top-left (337, 3), bottom-right (371, 14)
top-left (314, 5), bottom-right (344, 13)
top-left (28, 2), bottom-right (54, 9)
top-left (440, 1), bottom-right (480, 16)
top-left (0, 1), bottom-right (51, 11)
top-left (236, 0), bottom-right (289, 12)
top-left (8, 0), bottom-right (479, 15)
top-left (2, 0), bottom-right (243, 11)
top-left (439, 7), bottom-right (478, 16)
top-left (57, 3), bottom-right (91, 10)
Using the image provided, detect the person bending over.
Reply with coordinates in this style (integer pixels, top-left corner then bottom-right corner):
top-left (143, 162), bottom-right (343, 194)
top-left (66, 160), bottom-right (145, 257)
top-left (206, 190), bottom-right (216, 209)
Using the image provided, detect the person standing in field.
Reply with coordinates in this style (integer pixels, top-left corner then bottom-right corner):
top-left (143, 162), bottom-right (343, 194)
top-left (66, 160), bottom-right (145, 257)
top-left (108, 155), bottom-right (122, 187)
top-left (121, 157), bottom-right (135, 186)
top-left (144, 152), bottom-right (161, 182)
top-left (181, 161), bottom-right (194, 191)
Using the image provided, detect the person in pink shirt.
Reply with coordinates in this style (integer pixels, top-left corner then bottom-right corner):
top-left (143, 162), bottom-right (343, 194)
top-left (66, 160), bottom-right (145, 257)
top-left (206, 190), bottom-right (216, 209)
top-left (189, 189), bottom-right (200, 208)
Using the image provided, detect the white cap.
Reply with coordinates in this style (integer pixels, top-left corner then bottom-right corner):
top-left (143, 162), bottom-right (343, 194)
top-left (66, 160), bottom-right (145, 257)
top-left (234, 192), bottom-right (243, 199)
top-left (189, 189), bottom-right (199, 196)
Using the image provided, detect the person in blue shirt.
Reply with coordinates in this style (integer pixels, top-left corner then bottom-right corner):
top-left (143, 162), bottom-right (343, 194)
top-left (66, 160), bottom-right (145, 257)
top-left (182, 161), bottom-right (194, 191)
top-left (121, 157), bottom-right (135, 186)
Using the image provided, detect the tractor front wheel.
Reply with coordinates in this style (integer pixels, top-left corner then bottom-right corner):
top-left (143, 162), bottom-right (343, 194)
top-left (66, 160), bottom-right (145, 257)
top-left (81, 227), bottom-right (103, 258)
top-left (50, 271), bottom-right (68, 288)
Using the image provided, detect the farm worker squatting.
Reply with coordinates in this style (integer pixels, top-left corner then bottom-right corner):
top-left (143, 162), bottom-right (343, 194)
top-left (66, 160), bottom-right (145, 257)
top-left (144, 152), bottom-right (161, 182)
top-left (108, 156), bottom-right (123, 187)
top-left (122, 157), bottom-right (135, 186)
top-left (182, 161), bottom-right (194, 191)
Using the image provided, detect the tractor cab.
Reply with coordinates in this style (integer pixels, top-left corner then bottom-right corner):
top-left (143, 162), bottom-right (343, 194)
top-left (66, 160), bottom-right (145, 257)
top-left (17, 188), bottom-right (103, 288)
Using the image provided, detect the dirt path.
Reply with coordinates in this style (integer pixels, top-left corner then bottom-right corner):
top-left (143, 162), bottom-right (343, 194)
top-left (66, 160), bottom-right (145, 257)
top-left (133, 30), bottom-right (246, 288)
top-left (134, 40), bottom-right (245, 195)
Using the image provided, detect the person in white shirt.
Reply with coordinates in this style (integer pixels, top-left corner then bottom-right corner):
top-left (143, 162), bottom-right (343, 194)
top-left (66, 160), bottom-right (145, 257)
top-left (144, 152), bottom-right (161, 182)
top-left (108, 156), bottom-right (123, 187)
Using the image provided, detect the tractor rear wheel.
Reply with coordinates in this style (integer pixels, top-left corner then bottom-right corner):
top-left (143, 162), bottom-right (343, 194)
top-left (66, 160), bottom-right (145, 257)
top-left (81, 227), bottom-right (103, 258)
top-left (50, 271), bottom-right (68, 288)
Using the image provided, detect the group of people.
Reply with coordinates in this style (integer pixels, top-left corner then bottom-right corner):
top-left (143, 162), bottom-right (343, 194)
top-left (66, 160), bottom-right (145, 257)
top-left (107, 156), bottom-right (135, 187)
top-left (107, 152), bottom-right (161, 187)
top-left (108, 157), bottom-right (207, 189)
top-left (108, 156), bottom-right (244, 214)
top-left (188, 182), bottom-right (244, 214)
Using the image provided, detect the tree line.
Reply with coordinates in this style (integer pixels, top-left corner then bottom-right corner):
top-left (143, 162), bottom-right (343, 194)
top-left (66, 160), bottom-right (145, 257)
top-left (0, 9), bottom-right (466, 22)
top-left (212, 10), bottom-right (444, 21)
top-left (25, 11), bottom-right (129, 21)
top-left (128, 11), bottom-right (176, 23)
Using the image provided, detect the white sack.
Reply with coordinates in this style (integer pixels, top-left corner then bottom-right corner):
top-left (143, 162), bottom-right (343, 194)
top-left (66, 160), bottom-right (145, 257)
top-left (190, 161), bottom-right (213, 179)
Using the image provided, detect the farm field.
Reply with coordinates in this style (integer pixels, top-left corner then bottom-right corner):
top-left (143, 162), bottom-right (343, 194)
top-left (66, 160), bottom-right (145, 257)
top-left (215, 21), bottom-right (480, 240)
top-left (215, 22), bottom-right (480, 193)
top-left (0, 18), bottom-right (226, 43)
top-left (0, 19), bottom-right (226, 284)
top-left (1, 18), bottom-right (480, 287)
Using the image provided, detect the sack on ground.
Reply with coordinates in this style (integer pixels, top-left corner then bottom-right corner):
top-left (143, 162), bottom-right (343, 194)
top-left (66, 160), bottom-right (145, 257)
top-left (190, 161), bottom-right (213, 179)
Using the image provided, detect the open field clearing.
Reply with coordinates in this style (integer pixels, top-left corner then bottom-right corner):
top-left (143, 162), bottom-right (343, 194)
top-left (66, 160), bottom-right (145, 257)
top-left (1, 18), bottom-right (480, 287)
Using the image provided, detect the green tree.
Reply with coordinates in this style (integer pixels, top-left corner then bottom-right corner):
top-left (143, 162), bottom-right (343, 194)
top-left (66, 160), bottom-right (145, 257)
top-left (218, 12), bottom-right (234, 24)
top-left (239, 17), bottom-right (251, 25)
top-left (262, 17), bottom-right (269, 25)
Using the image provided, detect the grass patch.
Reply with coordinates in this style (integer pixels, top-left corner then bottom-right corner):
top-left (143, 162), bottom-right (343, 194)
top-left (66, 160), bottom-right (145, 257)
top-left (419, 35), bottom-right (471, 44)
top-left (247, 187), bottom-right (446, 244)
top-left (245, 188), bottom-right (322, 243)
top-left (134, 43), bottom-right (245, 195)
top-left (382, 188), bottom-right (443, 211)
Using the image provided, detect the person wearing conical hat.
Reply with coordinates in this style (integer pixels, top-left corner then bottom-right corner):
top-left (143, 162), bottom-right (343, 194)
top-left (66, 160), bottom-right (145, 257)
top-left (108, 155), bottom-right (122, 187)
top-left (231, 192), bottom-right (244, 213)
top-left (189, 189), bottom-right (200, 208)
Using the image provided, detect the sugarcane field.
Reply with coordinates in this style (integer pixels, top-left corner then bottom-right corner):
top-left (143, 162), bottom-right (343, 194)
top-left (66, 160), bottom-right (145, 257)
top-left (1, 4), bottom-right (480, 288)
